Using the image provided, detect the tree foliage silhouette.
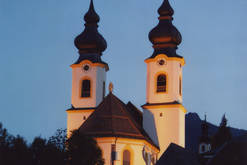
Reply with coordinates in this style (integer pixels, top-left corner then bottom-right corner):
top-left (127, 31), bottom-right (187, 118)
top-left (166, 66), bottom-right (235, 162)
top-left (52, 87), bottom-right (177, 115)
top-left (66, 130), bottom-right (104, 165)
top-left (0, 123), bottom-right (67, 165)
top-left (0, 123), bottom-right (104, 165)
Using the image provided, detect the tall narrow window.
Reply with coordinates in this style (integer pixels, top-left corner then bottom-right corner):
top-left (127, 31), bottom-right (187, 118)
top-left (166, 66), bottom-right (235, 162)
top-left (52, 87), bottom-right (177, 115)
top-left (81, 79), bottom-right (90, 97)
top-left (123, 150), bottom-right (131, 165)
top-left (157, 74), bottom-right (167, 92)
top-left (111, 144), bottom-right (117, 163)
top-left (179, 77), bottom-right (182, 96)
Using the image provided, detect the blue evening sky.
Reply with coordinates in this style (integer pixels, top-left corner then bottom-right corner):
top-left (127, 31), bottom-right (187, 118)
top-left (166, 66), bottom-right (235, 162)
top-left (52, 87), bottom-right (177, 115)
top-left (0, 0), bottom-right (246, 141)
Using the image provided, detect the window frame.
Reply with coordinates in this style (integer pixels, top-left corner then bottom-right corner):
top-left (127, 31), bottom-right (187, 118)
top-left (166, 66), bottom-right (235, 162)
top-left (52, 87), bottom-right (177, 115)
top-left (123, 150), bottom-right (131, 165)
top-left (156, 73), bottom-right (168, 93)
top-left (80, 78), bottom-right (91, 98)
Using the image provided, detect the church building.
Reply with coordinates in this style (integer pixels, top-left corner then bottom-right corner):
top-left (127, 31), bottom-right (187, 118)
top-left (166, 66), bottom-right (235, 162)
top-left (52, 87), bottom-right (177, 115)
top-left (66, 0), bottom-right (187, 164)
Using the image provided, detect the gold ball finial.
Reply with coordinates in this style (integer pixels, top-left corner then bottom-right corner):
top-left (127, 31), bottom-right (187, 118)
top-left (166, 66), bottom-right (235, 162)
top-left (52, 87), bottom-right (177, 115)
top-left (109, 82), bottom-right (113, 93)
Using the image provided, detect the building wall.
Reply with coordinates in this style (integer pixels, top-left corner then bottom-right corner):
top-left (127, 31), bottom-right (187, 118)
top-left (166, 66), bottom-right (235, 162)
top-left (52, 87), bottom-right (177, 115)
top-left (96, 137), bottom-right (159, 165)
top-left (66, 109), bottom-right (94, 137)
top-left (68, 60), bottom-right (107, 138)
top-left (143, 106), bottom-right (185, 158)
top-left (146, 55), bottom-right (183, 104)
top-left (143, 54), bottom-right (185, 158)
top-left (71, 60), bottom-right (106, 108)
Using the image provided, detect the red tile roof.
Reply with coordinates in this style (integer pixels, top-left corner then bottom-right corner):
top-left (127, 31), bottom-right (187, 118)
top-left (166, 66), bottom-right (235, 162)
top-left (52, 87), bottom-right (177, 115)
top-left (79, 92), bottom-right (158, 149)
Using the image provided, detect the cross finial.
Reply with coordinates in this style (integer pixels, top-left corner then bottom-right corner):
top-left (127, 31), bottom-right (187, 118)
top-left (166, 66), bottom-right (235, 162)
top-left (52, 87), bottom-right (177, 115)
top-left (109, 82), bottom-right (113, 93)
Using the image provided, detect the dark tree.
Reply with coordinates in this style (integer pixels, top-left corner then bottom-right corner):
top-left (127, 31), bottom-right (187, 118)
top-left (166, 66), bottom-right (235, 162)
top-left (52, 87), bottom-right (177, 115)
top-left (30, 137), bottom-right (49, 165)
top-left (30, 129), bottom-right (67, 165)
top-left (8, 135), bottom-right (32, 165)
top-left (0, 123), bottom-right (13, 164)
top-left (0, 124), bottom-right (67, 165)
top-left (47, 129), bottom-right (67, 165)
top-left (48, 128), bottom-right (66, 152)
top-left (0, 124), bottom-right (104, 165)
top-left (66, 130), bottom-right (104, 165)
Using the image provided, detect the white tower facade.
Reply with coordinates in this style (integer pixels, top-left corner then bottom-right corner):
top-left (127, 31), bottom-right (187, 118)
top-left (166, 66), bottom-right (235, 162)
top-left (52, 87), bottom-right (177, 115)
top-left (142, 55), bottom-right (186, 157)
top-left (67, 60), bottom-right (108, 136)
top-left (66, 0), bottom-right (108, 137)
top-left (71, 60), bottom-right (107, 108)
top-left (145, 55), bottom-right (183, 104)
top-left (142, 0), bottom-right (186, 158)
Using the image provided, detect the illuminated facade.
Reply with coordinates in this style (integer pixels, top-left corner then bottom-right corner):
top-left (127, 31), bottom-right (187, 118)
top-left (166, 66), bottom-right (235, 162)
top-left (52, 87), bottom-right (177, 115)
top-left (142, 0), bottom-right (186, 158)
top-left (66, 0), bottom-right (186, 164)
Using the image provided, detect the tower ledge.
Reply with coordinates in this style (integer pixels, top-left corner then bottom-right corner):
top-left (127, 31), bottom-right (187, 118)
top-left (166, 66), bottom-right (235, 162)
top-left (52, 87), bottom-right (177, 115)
top-left (142, 102), bottom-right (187, 113)
top-left (144, 54), bottom-right (185, 66)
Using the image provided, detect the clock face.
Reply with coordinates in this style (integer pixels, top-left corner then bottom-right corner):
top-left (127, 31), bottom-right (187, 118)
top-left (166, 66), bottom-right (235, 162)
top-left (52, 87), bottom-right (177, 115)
top-left (82, 64), bottom-right (90, 72)
top-left (157, 59), bottom-right (166, 66)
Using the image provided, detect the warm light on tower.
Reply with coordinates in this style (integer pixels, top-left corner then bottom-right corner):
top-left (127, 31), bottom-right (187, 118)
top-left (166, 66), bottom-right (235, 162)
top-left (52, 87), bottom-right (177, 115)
top-left (66, 0), bottom-right (108, 137)
top-left (142, 0), bottom-right (186, 158)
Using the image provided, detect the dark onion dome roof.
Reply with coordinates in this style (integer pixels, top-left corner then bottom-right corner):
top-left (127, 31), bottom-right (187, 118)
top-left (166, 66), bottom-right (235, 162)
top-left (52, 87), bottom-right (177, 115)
top-left (74, 0), bottom-right (107, 56)
top-left (158, 0), bottom-right (174, 17)
top-left (148, 0), bottom-right (182, 58)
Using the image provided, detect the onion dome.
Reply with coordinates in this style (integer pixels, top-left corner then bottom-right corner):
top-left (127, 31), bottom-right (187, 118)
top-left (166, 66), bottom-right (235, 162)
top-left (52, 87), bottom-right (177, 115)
top-left (148, 0), bottom-right (182, 58)
top-left (74, 0), bottom-right (107, 56)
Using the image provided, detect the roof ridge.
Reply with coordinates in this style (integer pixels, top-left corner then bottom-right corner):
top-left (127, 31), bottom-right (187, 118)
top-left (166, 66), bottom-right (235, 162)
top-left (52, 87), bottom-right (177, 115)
top-left (109, 93), bottom-right (115, 135)
top-left (79, 93), bottom-right (158, 149)
top-left (110, 93), bottom-right (144, 137)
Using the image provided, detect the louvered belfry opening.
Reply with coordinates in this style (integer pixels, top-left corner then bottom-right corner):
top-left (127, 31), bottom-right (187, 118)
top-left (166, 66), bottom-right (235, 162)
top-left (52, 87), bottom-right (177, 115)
top-left (157, 74), bottom-right (167, 92)
top-left (81, 79), bottom-right (91, 97)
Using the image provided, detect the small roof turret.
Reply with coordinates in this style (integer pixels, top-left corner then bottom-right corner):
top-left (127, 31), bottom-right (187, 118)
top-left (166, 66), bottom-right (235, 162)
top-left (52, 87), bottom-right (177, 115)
top-left (148, 0), bottom-right (182, 59)
top-left (220, 114), bottom-right (227, 127)
top-left (74, 0), bottom-right (107, 61)
top-left (200, 114), bottom-right (211, 144)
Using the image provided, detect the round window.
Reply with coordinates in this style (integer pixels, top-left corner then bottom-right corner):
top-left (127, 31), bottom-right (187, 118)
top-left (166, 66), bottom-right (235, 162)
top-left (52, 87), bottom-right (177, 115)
top-left (82, 64), bottom-right (90, 72)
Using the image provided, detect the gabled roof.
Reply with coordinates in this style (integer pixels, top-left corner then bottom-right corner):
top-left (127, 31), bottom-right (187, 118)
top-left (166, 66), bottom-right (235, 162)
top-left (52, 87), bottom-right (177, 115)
top-left (156, 143), bottom-right (200, 165)
top-left (79, 92), bottom-right (158, 149)
top-left (126, 102), bottom-right (143, 126)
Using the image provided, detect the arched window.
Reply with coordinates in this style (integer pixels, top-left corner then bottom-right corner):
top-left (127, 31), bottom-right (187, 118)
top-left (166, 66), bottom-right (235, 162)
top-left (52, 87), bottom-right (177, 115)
top-left (157, 74), bottom-right (167, 92)
top-left (123, 150), bottom-right (131, 165)
top-left (81, 79), bottom-right (91, 98)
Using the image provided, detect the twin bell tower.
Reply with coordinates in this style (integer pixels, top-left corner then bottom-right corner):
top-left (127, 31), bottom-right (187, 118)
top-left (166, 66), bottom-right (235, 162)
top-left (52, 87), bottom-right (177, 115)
top-left (67, 0), bottom-right (186, 159)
